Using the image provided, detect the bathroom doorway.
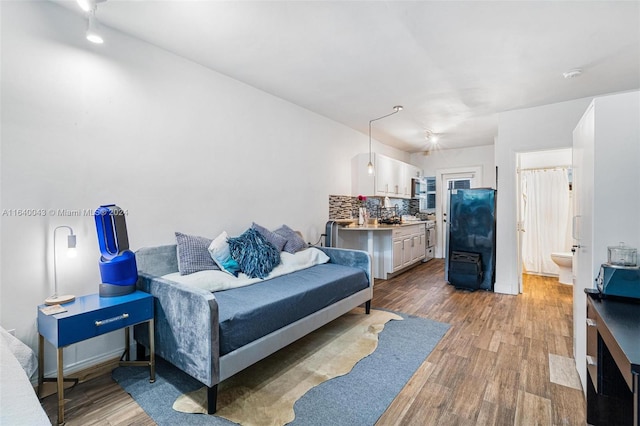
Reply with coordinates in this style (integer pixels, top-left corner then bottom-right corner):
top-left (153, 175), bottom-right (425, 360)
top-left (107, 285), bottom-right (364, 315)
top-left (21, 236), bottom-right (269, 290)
top-left (516, 149), bottom-right (573, 292)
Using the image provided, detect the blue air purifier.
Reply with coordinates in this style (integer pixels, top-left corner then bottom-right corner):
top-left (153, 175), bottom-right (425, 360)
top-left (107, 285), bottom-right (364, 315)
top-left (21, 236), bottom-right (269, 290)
top-left (95, 204), bottom-right (137, 297)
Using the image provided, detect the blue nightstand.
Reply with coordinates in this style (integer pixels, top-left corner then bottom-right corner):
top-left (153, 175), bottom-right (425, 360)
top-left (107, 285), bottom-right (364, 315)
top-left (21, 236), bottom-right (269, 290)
top-left (37, 291), bottom-right (155, 425)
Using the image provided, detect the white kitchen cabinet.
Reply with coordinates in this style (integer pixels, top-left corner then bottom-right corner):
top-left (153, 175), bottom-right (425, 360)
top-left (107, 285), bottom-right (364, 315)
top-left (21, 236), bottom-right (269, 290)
top-left (392, 224), bottom-right (426, 272)
top-left (400, 165), bottom-right (421, 198)
top-left (413, 231), bottom-right (426, 262)
top-left (352, 153), bottom-right (422, 199)
top-left (572, 90), bottom-right (640, 393)
top-left (407, 165), bottom-right (422, 180)
top-left (337, 222), bottom-right (428, 280)
top-left (392, 238), bottom-right (403, 270)
top-left (375, 154), bottom-right (398, 196)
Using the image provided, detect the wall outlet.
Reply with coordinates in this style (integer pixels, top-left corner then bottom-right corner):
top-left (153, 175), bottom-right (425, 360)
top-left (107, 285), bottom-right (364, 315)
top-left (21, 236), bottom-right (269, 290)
top-left (7, 329), bottom-right (16, 336)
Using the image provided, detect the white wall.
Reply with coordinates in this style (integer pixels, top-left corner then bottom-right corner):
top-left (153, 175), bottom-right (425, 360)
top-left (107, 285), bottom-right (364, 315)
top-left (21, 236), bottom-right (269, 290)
top-left (495, 97), bottom-right (594, 294)
top-left (519, 148), bottom-right (572, 169)
top-left (0, 2), bottom-right (408, 376)
top-left (572, 91), bottom-right (640, 393)
top-left (410, 145), bottom-right (495, 258)
top-left (410, 145), bottom-right (495, 188)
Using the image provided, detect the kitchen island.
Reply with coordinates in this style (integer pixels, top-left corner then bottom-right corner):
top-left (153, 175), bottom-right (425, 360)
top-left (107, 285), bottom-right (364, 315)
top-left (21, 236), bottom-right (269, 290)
top-left (335, 221), bottom-right (433, 280)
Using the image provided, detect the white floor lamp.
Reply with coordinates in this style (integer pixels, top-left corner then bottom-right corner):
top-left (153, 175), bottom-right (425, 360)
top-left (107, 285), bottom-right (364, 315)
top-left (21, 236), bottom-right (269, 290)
top-left (45, 225), bottom-right (77, 306)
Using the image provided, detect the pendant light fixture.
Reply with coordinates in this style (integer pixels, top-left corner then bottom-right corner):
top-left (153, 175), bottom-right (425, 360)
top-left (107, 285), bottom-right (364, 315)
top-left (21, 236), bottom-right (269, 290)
top-left (367, 105), bottom-right (403, 174)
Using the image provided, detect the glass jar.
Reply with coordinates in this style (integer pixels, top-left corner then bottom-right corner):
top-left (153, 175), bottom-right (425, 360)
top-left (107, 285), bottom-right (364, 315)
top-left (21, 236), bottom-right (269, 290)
top-left (607, 242), bottom-right (637, 266)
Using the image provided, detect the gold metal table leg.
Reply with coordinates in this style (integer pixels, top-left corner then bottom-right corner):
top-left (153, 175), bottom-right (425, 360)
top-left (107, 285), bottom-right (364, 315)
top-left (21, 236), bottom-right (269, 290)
top-left (37, 334), bottom-right (44, 398)
top-left (57, 347), bottom-right (64, 425)
top-left (118, 320), bottom-right (155, 383)
top-left (149, 318), bottom-right (155, 383)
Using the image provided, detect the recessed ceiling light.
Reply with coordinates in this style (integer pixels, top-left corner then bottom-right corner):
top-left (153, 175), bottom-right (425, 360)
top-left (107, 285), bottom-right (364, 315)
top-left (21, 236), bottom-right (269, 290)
top-left (563, 69), bottom-right (582, 79)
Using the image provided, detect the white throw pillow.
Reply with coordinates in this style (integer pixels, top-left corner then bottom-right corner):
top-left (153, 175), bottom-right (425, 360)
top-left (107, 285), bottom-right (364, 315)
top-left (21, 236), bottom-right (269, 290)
top-left (281, 247), bottom-right (330, 268)
top-left (208, 231), bottom-right (240, 276)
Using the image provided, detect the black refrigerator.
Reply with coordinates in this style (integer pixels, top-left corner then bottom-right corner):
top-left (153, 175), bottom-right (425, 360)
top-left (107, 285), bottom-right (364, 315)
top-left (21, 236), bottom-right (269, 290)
top-left (445, 188), bottom-right (496, 291)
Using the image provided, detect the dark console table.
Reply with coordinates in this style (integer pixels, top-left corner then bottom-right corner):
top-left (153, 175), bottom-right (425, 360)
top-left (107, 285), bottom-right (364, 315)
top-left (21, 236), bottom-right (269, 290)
top-left (586, 293), bottom-right (639, 426)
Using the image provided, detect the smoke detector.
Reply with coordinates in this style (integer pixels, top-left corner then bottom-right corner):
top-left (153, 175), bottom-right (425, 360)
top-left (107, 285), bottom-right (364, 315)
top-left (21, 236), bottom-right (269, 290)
top-left (563, 69), bottom-right (582, 79)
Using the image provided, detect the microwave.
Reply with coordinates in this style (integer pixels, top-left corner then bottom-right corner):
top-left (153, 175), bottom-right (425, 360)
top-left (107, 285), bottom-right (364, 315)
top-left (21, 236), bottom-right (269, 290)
top-left (411, 177), bottom-right (426, 199)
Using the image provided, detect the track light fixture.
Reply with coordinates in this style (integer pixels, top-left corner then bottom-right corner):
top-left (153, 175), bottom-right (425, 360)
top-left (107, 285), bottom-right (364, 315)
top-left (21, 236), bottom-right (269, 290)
top-left (76, 0), bottom-right (106, 13)
top-left (367, 105), bottom-right (403, 175)
top-left (77, 0), bottom-right (106, 44)
top-left (86, 12), bottom-right (104, 44)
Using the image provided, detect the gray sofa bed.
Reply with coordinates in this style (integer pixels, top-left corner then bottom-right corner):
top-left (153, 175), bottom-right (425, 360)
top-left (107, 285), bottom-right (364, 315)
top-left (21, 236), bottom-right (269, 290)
top-left (133, 244), bottom-right (372, 413)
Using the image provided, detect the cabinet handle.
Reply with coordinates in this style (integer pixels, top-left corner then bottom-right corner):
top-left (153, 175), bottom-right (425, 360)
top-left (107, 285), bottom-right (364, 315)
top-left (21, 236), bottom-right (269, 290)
top-left (586, 355), bottom-right (597, 367)
top-left (95, 313), bottom-right (129, 327)
top-left (586, 318), bottom-right (597, 327)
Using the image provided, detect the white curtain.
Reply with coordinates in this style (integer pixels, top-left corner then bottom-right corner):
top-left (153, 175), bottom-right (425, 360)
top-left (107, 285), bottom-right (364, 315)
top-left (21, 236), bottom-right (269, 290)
top-left (521, 168), bottom-right (572, 275)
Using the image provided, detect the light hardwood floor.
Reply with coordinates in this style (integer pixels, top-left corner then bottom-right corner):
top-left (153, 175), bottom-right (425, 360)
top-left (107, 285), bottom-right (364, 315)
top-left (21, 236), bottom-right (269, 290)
top-left (41, 259), bottom-right (586, 425)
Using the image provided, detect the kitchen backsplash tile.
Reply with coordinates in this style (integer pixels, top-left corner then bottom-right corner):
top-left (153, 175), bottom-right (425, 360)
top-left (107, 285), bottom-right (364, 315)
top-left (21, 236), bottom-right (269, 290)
top-left (328, 195), bottom-right (356, 219)
top-left (329, 195), bottom-right (419, 219)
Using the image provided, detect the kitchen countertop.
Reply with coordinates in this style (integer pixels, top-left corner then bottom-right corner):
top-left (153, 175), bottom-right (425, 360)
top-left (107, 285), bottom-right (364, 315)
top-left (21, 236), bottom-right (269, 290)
top-left (339, 221), bottom-right (430, 231)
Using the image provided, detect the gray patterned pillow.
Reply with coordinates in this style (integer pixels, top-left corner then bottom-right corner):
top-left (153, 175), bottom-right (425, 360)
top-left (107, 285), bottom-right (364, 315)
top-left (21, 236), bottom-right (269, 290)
top-left (251, 222), bottom-right (287, 252)
top-left (175, 232), bottom-right (220, 275)
top-left (273, 224), bottom-right (308, 254)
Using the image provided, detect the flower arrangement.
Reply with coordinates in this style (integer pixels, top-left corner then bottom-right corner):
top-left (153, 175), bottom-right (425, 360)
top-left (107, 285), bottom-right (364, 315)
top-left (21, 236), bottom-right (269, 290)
top-left (356, 195), bottom-right (368, 225)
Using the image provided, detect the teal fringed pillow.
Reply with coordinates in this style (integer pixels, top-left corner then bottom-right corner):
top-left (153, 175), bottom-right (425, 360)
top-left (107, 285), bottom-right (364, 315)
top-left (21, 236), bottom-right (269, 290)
top-left (228, 228), bottom-right (281, 279)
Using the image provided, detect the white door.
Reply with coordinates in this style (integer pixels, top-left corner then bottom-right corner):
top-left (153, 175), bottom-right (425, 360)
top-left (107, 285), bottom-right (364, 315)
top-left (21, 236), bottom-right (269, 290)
top-left (572, 103), bottom-right (594, 394)
top-left (440, 173), bottom-right (476, 257)
top-left (516, 155), bottom-right (524, 294)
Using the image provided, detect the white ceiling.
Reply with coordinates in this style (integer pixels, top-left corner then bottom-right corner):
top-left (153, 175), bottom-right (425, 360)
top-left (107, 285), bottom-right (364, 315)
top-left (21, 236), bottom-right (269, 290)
top-left (56, 1), bottom-right (640, 153)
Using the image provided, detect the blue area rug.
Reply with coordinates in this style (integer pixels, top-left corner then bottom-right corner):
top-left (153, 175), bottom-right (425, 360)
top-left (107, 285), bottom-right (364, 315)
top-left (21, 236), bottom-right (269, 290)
top-left (112, 312), bottom-right (449, 425)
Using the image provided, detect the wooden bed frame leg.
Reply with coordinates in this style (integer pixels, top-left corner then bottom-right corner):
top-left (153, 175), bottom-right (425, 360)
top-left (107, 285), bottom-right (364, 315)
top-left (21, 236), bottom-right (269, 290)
top-left (207, 384), bottom-right (218, 414)
top-left (365, 300), bottom-right (371, 314)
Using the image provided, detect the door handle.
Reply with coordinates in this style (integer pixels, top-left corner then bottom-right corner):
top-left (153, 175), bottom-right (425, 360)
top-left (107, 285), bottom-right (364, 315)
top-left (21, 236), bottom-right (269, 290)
top-left (572, 215), bottom-right (581, 240)
top-left (571, 244), bottom-right (581, 253)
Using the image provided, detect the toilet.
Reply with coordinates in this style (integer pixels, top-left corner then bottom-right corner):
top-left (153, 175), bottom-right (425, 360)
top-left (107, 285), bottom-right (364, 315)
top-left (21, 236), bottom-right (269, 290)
top-left (550, 252), bottom-right (573, 284)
